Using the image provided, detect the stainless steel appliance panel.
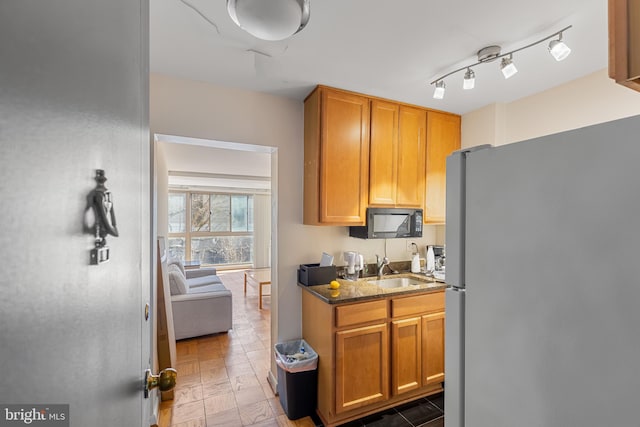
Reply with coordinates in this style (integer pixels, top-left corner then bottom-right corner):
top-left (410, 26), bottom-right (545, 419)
top-left (462, 116), bottom-right (640, 427)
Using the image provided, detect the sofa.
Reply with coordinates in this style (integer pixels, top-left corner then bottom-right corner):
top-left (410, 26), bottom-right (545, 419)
top-left (166, 258), bottom-right (232, 340)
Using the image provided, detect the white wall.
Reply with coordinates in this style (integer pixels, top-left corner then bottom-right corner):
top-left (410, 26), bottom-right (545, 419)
top-left (150, 74), bottom-right (443, 380)
top-left (254, 194), bottom-right (272, 268)
top-left (156, 141), bottom-right (169, 239)
top-left (462, 69), bottom-right (640, 148)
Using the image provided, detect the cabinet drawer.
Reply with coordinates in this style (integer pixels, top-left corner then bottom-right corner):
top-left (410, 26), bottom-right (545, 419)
top-left (336, 300), bottom-right (388, 328)
top-left (391, 292), bottom-right (444, 318)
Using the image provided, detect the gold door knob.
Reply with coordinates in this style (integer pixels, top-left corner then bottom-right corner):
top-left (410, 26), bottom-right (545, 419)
top-left (144, 368), bottom-right (177, 398)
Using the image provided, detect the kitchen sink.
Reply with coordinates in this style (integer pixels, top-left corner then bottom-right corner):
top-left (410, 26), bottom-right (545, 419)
top-left (367, 277), bottom-right (425, 288)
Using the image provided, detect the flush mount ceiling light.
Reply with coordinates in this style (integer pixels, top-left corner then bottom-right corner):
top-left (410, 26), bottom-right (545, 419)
top-left (227, 0), bottom-right (310, 41)
top-left (431, 25), bottom-right (572, 99)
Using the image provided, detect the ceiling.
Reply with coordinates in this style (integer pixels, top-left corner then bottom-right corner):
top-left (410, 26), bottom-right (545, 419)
top-left (158, 136), bottom-right (272, 192)
top-left (150, 0), bottom-right (609, 115)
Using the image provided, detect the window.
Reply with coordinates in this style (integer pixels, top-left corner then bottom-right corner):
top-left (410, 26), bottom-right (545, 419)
top-left (168, 193), bottom-right (187, 260)
top-left (168, 191), bottom-right (254, 267)
top-left (168, 193), bottom-right (186, 233)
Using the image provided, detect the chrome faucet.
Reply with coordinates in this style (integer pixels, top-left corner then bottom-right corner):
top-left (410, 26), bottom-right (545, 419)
top-left (375, 254), bottom-right (389, 279)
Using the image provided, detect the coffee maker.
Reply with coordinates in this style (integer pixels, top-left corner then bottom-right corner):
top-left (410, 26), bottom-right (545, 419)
top-left (432, 245), bottom-right (445, 271)
top-left (343, 251), bottom-right (364, 281)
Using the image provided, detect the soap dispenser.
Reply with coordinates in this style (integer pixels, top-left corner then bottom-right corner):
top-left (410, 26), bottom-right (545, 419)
top-left (410, 243), bottom-right (421, 273)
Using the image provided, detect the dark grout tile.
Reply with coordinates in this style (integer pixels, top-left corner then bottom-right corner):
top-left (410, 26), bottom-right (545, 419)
top-left (427, 392), bottom-right (444, 411)
top-left (358, 408), bottom-right (412, 427)
top-left (395, 398), bottom-right (443, 426)
top-left (417, 415), bottom-right (444, 427)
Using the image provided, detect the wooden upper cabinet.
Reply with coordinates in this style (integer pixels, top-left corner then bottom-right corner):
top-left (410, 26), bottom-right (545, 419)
top-left (424, 112), bottom-right (461, 223)
top-left (397, 106), bottom-right (427, 207)
top-left (369, 100), bottom-right (399, 205)
top-left (369, 103), bottom-right (426, 208)
top-left (305, 85), bottom-right (460, 225)
top-left (609, 0), bottom-right (640, 92)
top-left (304, 87), bottom-right (370, 225)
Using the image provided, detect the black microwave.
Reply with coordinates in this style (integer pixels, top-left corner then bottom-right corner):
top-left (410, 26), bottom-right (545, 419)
top-left (349, 208), bottom-right (423, 239)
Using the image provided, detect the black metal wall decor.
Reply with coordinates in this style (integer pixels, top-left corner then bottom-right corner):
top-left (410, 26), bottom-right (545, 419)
top-left (85, 169), bottom-right (119, 264)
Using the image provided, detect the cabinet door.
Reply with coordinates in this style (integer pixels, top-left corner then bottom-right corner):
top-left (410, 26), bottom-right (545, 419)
top-left (609, 0), bottom-right (640, 92)
top-left (336, 323), bottom-right (389, 413)
top-left (425, 112), bottom-right (460, 223)
top-left (319, 89), bottom-right (370, 224)
top-left (396, 106), bottom-right (426, 207)
top-left (391, 317), bottom-right (422, 396)
top-left (369, 100), bottom-right (399, 206)
top-left (422, 312), bottom-right (445, 385)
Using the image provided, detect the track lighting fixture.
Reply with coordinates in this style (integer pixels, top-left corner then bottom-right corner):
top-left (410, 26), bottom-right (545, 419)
top-left (433, 80), bottom-right (445, 99)
top-left (548, 32), bottom-right (571, 61)
top-left (500, 55), bottom-right (518, 79)
top-left (463, 68), bottom-right (475, 89)
top-left (430, 25), bottom-right (572, 99)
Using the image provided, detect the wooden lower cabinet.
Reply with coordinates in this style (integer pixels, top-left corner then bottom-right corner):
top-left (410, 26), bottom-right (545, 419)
top-left (422, 312), bottom-right (445, 385)
top-left (336, 323), bottom-right (389, 413)
top-left (391, 317), bottom-right (422, 396)
top-left (301, 289), bottom-right (445, 427)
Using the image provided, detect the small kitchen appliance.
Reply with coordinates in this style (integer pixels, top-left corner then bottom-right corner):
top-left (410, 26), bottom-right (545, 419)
top-left (349, 208), bottom-right (422, 239)
top-left (343, 251), bottom-right (364, 281)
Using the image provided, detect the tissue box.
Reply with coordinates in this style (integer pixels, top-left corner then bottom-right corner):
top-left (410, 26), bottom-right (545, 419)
top-left (298, 263), bottom-right (336, 286)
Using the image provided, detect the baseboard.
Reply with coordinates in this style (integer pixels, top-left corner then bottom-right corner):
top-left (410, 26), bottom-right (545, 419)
top-left (267, 370), bottom-right (278, 395)
top-left (148, 389), bottom-right (159, 426)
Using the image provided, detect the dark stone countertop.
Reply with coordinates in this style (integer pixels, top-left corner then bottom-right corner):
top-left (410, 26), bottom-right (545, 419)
top-left (298, 273), bottom-right (447, 304)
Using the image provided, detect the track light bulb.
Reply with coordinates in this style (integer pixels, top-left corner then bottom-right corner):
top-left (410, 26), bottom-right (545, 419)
top-left (433, 80), bottom-right (445, 99)
top-left (549, 39), bottom-right (571, 61)
top-left (501, 56), bottom-right (518, 79)
top-left (463, 68), bottom-right (475, 90)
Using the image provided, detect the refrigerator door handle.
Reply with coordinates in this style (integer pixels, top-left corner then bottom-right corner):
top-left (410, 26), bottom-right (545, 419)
top-left (446, 145), bottom-right (491, 290)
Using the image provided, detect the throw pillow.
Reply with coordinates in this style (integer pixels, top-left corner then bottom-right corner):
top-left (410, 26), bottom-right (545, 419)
top-left (167, 264), bottom-right (187, 295)
top-left (168, 257), bottom-right (185, 276)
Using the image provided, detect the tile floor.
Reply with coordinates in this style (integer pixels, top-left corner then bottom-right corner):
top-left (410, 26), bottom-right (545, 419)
top-left (334, 394), bottom-right (444, 427)
top-left (159, 270), bottom-right (444, 427)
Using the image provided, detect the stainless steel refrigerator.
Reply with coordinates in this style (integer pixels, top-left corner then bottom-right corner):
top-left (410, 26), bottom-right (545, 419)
top-left (444, 115), bottom-right (640, 427)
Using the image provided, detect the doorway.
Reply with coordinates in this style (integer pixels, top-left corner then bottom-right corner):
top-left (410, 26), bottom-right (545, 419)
top-left (151, 132), bottom-right (279, 389)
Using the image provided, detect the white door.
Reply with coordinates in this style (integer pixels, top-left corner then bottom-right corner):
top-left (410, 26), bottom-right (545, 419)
top-left (0, 1), bottom-right (157, 426)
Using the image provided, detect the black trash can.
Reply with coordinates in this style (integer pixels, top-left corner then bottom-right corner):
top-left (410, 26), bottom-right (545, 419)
top-left (274, 339), bottom-right (318, 420)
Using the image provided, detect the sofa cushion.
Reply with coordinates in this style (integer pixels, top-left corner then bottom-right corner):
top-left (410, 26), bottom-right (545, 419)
top-left (186, 283), bottom-right (228, 295)
top-left (171, 282), bottom-right (233, 340)
top-left (187, 274), bottom-right (223, 289)
top-left (168, 264), bottom-right (188, 295)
